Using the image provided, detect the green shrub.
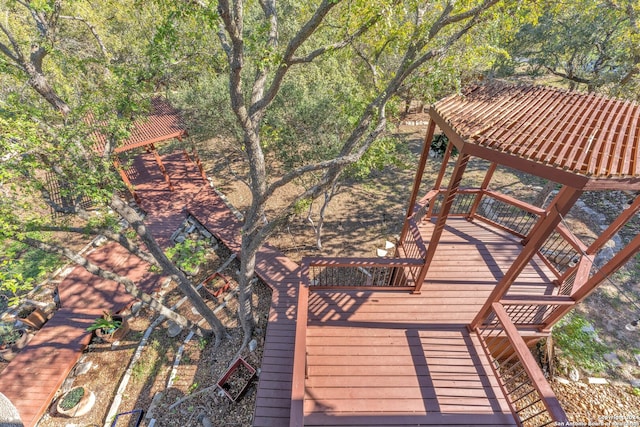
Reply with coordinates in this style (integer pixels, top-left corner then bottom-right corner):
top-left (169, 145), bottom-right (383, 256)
top-left (553, 313), bottom-right (609, 373)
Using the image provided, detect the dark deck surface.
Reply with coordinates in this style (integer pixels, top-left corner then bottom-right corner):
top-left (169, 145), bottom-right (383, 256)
top-left (301, 218), bottom-right (556, 426)
top-left (0, 150), bottom-right (559, 427)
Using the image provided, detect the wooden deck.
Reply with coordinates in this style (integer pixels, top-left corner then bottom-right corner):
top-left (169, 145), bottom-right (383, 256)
top-left (301, 218), bottom-right (557, 426)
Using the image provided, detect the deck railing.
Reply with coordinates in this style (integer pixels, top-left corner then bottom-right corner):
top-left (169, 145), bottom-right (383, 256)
top-left (476, 302), bottom-right (568, 427)
top-left (304, 257), bottom-right (423, 290)
top-left (425, 188), bottom-right (586, 282)
top-left (497, 295), bottom-right (575, 329)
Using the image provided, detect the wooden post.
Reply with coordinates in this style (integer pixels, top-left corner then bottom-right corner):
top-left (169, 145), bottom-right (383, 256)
top-left (150, 145), bottom-right (174, 191)
top-left (470, 186), bottom-right (583, 330)
top-left (399, 119), bottom-right (436, 244)
top-left (468, 162), bottom-right (497, 220)
top-left (426, 136), bottom-right (454, 218)
top-left (543, 230), bottom-right (640, 331)
top-left (112, 157), bottom-right (139, 203)
top-left (413, 150), bottom-right (471, 294)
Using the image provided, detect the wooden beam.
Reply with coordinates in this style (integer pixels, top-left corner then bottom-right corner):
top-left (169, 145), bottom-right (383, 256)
top-left (399, 119), bottom-right (436, 243)
top-left (490, 303), bottom-right (569, 424)
top-left (112, 157), bottom-right (140, 203)
top-left (470, 186), bottom-right (583, 330)
top-left (150, 145), bottom-right (174, 191)
top-left (113, 131), bottom-right (186, 153)
top-left (414, 150), bottom-right (471, 294)
top-left (544, 230), bottom-right (640, 330)
top-left (468, 162), bottom-right (497, 220)
top-left (290, 262), bottom-right (309, 427)
top-left (586, 193), bottom-right (640, 255)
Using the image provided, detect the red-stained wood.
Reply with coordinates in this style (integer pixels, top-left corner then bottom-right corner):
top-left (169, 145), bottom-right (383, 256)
top-left (490, 303), bottom-right (568, 423)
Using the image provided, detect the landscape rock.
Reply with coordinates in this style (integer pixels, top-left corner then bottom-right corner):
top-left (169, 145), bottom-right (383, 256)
top-left (167, 320), bottom-right (183, 338)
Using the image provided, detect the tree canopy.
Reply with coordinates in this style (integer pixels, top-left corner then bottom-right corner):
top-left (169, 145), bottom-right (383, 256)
top-left (2, 0), bottom-right (633, 347)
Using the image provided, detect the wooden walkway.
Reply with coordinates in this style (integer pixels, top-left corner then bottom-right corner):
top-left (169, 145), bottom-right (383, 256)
top-left (301, 218), bottom-right (556, 426)
top-left (187, 186), bottom-right (301, 427)
top-left (0, 150), bottom-right (560, 426)
top-left (0, 242), bottom-right (162, 426)
top-left (0, 154), bottom-right (195, 427)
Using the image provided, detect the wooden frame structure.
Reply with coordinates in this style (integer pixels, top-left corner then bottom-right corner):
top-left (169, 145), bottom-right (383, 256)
top-left (411, 83), bottom-right (640, 329)
top-left (91, 97), bottom-right (206, 201)
top-left (291, 82), bottom-right (640, 426)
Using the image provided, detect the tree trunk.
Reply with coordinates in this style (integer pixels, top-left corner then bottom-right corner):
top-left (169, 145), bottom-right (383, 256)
top-left (238, 231), bottom-right (258, 344)
top-left (110, 195), bottom-right (227, 342)
top-left (24, 63), bottom-right (71, 116)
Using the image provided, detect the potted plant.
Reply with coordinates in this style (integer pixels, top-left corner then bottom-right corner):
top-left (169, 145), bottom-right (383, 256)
top-left (86, 311), bottom-right (130, 343)
top-left (0, 322), bottom-right (31, 362)
top-left (17, 305), bottom-right (48, 330)
top-left (217, 357), bottom-right (256, 402)
top-left (56, 386), bottom-right (95, 417)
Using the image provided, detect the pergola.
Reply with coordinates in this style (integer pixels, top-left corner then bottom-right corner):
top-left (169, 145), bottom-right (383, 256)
top-left (91, 97), bottom-right (206, 200)
top-left (402, 82), bottom-right (640, 331)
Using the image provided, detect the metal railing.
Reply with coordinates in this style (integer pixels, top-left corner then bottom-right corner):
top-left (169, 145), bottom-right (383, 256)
top-left (496, 296), bottom-right (575, 329)
top-left (304, 257), bottom-right (423, 290)
top-left (425, 188), bottom-right (587, 285)
top-left (476, 303), bottom-right (568, 427)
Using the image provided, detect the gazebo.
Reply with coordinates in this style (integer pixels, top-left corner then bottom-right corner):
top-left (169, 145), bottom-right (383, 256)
top-left (290, 82), bottom-right (640, 426)
top-left (91, 97), bottom-right (206, 201)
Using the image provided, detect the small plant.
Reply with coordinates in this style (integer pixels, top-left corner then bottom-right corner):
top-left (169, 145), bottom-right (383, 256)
top-left (188, 382), bottom-right (199, 394)
top-left (553, 313), bottom-right (609, 373)
top-left (86, 311), bottom-right (122, 333)
top-left (0, 270), bottom-right (35, 308)
top-left (197, 337), bottom-right (207, 350)
top-left (0, 322), bottom-right (22, 347)
top-left (59, 387), bottom-right (84, 410)
top-left (166, 238), bottom-right (208, 275)
top-left (430, 134), bottom-right (458, 157)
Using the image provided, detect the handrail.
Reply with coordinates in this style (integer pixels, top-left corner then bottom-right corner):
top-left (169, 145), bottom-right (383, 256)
top-left (290, 261), bottom-right (309, 427)
top-left (483, 190), bottom-right (546, 216)
top-left (498, 295), bottom-right (576, 330)
top-left (305, 257), bottom-right (424, 267)
top-left (424, 187), bottom-right (587, 284)
top-left (477, 303), bottom-right (568, 426)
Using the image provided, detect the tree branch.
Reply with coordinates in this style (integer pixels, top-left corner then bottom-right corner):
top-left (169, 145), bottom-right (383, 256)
top-left (59, 15), bottom-right (109, 58)
top-left (0, 22), bottom-right (25, 65)
top-left (544, 65), bottom-right (592, 85)
top-left (289, 13), bottom-right (380, 65)
top-left (250, 0), bottom-right (342, 115)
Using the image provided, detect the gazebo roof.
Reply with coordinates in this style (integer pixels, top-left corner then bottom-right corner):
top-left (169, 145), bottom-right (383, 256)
top-left (92, 97), bottom-right (186, 154)
top-left (430, 83), bottom-right (640, 190)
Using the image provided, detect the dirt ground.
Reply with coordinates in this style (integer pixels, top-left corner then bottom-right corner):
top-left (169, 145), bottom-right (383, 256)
top-left (3, 117), bottom-right (639, 426)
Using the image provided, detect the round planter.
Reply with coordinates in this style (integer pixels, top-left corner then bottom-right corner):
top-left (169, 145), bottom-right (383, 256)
top-left (56, 386), bottom-right (95, 418)
top-left (0, 329), bottom-right (32, 362)
top-left (94, 315), bottom-right (130, 343)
